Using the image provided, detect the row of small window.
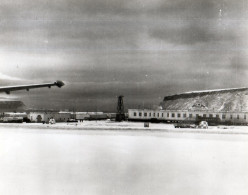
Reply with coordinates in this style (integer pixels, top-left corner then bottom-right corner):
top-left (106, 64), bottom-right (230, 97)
top-left (133, 112), bottom-right (247, 120)
top-left (133, 112), bottom-right (163, 117)
top-left (133, 112), bottom-right (164, 117)
top-left (133, 112), bottom-right (183, 118)
top-left (133, 112), bottom-right (193, 118)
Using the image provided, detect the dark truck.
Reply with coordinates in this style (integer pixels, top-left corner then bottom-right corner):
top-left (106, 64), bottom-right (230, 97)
top-left (175, 115), bottom-right (220, 128)
top-left (196, 116), bottom-right (221, 126)
top-left (174, 119), bottom-right (196, 128)
top-left (174, 122), bottom-right (196, 128)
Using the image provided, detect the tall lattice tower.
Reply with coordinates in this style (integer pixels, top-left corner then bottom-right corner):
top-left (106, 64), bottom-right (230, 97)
top-left (116, 95), bottom-right (125, 121)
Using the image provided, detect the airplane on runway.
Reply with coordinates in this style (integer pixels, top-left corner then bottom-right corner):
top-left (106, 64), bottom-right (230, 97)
top-left (0, 80), bottom-right (64, 94)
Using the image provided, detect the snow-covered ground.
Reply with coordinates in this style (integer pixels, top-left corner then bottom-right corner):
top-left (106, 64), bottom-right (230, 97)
top-left (0, 122), bottom-right (248, 195)
top-left (1, 120), bottom-right (248, 134)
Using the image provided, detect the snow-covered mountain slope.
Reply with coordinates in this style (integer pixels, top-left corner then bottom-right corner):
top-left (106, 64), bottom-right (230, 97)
top-left (161, 88), bottom-right (248, 112)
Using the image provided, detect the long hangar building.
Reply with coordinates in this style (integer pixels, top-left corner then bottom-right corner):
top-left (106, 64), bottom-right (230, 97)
top-left (128, 87), bottom-right (248, 125)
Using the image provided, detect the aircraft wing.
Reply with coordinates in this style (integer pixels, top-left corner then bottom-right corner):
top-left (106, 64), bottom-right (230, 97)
top-left (0, 80), bottom-right (64, 94)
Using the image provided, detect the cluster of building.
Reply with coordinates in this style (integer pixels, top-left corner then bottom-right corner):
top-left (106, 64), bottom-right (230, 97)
top-left (0, 110), bottom-right (116, 123)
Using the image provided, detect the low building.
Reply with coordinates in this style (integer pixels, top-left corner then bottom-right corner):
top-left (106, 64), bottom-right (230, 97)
top-left (75, 112), bottom-right (105, 120)
top-left (106, 113), bottom-right (116, 120)
top-left (3, 112), bottom-right (27, 118)
top-left (75, 112), bottom-right (90, 120)
top-left (85, 112), bottom-right (108, 120)
top-left (0, 112), bottom-right (28, 123)
top-left (128, 109), bottom-right (248, 125)
top-left (28, 111), bottom-right (71, 123)
top-left (128, 87), bottom-right (248, 125)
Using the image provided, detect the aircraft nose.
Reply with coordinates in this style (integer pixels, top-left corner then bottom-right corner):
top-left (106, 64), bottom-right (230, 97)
top-left (55, 80), bottom-right (65, 88)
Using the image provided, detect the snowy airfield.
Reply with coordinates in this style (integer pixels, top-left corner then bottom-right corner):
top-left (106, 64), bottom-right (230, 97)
top-left (0, 121), bottom-right (248, 195)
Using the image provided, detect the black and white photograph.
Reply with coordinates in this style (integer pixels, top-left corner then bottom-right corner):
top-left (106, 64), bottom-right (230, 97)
top-left (0, 0), bottom-right (248, 194)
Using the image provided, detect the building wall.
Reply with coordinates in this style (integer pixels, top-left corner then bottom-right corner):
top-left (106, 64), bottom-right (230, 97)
top-left (75, 112), bottom-right (109, 120)
top-left (128, 109), bottom-right (248, 124)
top-left (75, 113), bottom-right (90, 120)
top-left (4, 112), bottom-right (27, 117)
top-left (28, 112), bottom-right (71, 123)
top-left (28, 112), bottom-right (45, 122)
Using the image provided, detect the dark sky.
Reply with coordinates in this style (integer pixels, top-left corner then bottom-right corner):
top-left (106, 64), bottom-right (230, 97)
top-left (0, 0), bottom-right (248, 112)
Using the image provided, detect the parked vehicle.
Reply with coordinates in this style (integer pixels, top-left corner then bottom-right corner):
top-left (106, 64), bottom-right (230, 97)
top-left (1, 117), bottom-right (23, 123)
top-left (174, 123), bottom-right (196, 128)
top-left (49, 118), bottom-right (56, 124)
top-left (198, 121), bottom-right (208, 129)
top-left (196, 116), bottom-right (220, 126)
top-left (67, 119), bottom-right (78, 123)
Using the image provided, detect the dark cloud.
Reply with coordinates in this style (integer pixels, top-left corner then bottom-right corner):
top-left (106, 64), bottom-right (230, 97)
top-left (147, 0), bottom-right (218, 19)
top-left (230, 56), bottom-right (248, 72)
top-left (1, 0), bottom-right (248, 20)
top-left (0, 20), bottom-right (141, 52)
top-left (149, 19), bottom-right (240, 46)
top-left (0, 0), bottom-right (131, 20)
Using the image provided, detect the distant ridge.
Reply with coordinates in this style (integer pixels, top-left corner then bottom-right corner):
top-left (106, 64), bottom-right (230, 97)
top-left (184, 87), bottom-right (248, 94)
top-left (163, 87), bottom-right (248, 101)
top-left (0, 100), bottom-right (26, 112)
top-left (162, 87), bottom-right (248, 112)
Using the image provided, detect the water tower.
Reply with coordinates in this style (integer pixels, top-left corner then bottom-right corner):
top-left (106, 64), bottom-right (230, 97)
top-left (115, 95), bottom-right (125, 121)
